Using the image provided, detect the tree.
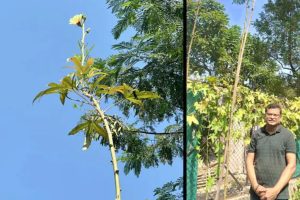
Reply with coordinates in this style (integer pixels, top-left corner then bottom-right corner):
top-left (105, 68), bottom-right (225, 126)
top-left (254, 0), bottom-right (300, 96)
top-left (153, 177), bottom-right (183, 200)
top-left (188, 0), bottom-right (292, 98)
top-left (105, 1), bottom-right (184, 197)
top-left (34, 14), bottom-right (160, 200)
top-left (106, 0), bottom-right (183, 125)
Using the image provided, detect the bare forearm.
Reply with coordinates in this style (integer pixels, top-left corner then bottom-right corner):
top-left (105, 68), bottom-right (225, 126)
top-left (274, 163), bottom-right (296, 192)
top-left (246, 154), bottom-right (258, 188)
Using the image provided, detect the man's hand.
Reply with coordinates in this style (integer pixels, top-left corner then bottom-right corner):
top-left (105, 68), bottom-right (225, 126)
top-left (255, 185), bottom-right (267, 199)
top-left (260, 187), bottom-right (279, 200)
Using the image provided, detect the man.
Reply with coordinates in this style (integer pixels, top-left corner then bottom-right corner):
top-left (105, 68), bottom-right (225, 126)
top-left (246, 103), bottom-right (296, 200)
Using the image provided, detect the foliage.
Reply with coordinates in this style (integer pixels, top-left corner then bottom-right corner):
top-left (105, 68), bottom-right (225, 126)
top-left (187, 77), bottom-right (300, 190)
top-left (33, 14), bottom-right (161, 199)
top-left (187, 0), bottom-right (300, 196)
top-left (106, 0), bottom-right (183, 124)
top-left (187, 0), bottom-right (230, 76)
top-left (254, 0), bottom-right (300, 96)
top-left (153, 177), bottom-right (183, 200)
top-left (33, 55), bottom-right (159, 150)
top-left (291, 179), bottom-right (300, 200)
top-left (118, 130), bottom-right (183, 176)
top-left (105, 0), bottom-right (184, 191)
top-left (187, 0), bottom-right (292, 98)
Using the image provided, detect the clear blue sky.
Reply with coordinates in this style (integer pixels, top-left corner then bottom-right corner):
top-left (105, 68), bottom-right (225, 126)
top-left (0, 0), bottom-right (181, 199)
top-left (218, 0), bottom-right (268, 32)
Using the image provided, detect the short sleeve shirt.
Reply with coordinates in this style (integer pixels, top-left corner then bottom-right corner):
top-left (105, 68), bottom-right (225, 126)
top-left (248, 125), bottom-right (296, 199)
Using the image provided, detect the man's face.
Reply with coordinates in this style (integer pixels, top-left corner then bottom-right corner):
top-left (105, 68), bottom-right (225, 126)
top-left (265, 108), bottom-right (281, 126)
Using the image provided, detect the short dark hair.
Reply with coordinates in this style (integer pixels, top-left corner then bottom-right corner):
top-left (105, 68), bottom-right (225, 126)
top-left (265, 103), bottom-right (282, 115)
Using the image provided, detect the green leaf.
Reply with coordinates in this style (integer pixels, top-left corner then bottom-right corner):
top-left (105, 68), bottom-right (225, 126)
top-left (86, 57), bottom-right (94, 68)
top-left (82, 135), bottom-right (91, 151)
top-left (187, 115), bottom-right (199, 126)
top-left (59, 90), bottom-right (68, 105)
top-left (48, 82), bottom-right (60, 87)
top-left (134, 91), bottom-right (160, 99)
top-left (109, 85), bottom-right (127, 94)
top-left (61, 76), bottom-right (74, 89)
top-left (33, 86), bottom-right (61, 103)
top-left (92, 122), bottom-right (108, 139)
top-left (91, 74), bottom-right (108, 90)
top-left (69, 121), bottom-right (89, 135)
top-left (126, 97), bottom-right (143, 105)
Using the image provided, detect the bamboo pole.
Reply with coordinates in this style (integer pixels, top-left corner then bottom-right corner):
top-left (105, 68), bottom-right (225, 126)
top-left (186, 0), bottom-right (201, 80)
top-left (214, 1), bottom-right (256, 199)
top-left (223, 1), bottom-right (256, 199)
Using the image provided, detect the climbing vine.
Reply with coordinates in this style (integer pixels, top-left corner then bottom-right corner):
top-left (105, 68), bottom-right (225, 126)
top-left (187, 77), bottom-right (300, 193)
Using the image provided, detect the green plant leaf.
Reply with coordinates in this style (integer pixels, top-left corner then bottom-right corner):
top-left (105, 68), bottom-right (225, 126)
top-left (48, 82), bottom-right (60, 87)
top-left (187, 115), bottom-right (199, 126)
top-left (59, 90), bottom-right (68, 105)
top-left (33, 86), bottom-right (61, 103)
top-left (61, 76), bottom-right (74, 89)
top-left (69, 121), bottom-right (90, 135)
top-left (125, 97), bottom-right (142, 105)
top-left (92, 122), bottom-right (108, 139)
top-left (91, 74), bottom-right (108, 89)
top-left (134, 91), bottom-right (160, 99)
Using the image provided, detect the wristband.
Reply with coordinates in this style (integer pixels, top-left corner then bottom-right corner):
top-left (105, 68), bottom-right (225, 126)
top-left (254, 184), bottom-right (260, 192)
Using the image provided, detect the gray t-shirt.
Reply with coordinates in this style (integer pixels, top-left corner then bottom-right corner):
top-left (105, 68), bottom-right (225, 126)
top-left (248, 125), bottom-right (296, 199)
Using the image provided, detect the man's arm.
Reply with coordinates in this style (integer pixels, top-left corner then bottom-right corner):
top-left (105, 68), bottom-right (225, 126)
top-left (246, 152), bottom-right (258, 189)
top-left (261, 152), bottom-right (296, 200)
top-left (246, 152), bottom-right (266, 197)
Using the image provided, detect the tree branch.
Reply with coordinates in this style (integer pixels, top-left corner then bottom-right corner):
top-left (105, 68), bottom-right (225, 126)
top-left (125, 130), bottom-right (183, 135)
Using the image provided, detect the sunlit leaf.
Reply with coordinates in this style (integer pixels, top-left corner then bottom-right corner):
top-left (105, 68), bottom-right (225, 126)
top-left (109, 85), bottom-right (127, 94)
top-left (134, 91), bottom-right (160, 99)
top-left (70, 57), bottom-right (84, 75)
top-left (59, 90), bottom-right (68, 105)
top-left (48, 82), bottom-right (60, 87)
top-left (187, 115), bottom-right (199, 126)
top-left (33, 86), bottom-right (61, 103)
top-left (69, 121), bottom-right (90, 135)
top-left (91, 74), bottom-right (108, 89)
top-left (92, 122), bottom-right (108, 139)
top-left (86, 58), bottom-right (94, 68)
top-left (61, 76), bottom-right (74, 89)
top-left (125, 97), bottom-right (142, 105)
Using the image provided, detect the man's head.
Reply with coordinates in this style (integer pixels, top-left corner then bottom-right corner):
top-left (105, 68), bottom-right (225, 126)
top-left (265, 103), bottom-right (282, 126)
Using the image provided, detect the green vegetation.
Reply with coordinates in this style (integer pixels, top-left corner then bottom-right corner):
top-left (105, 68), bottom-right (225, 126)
top-left (187, 0), bottom-right (300, 198)
top-left (34, 0), bottom-right (184, 199)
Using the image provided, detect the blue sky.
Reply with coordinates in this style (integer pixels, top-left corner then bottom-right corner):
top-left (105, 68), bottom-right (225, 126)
top-left (219, 0), bottom-right (268, 33)
top-left (0, 0), bottom-right (181, 199)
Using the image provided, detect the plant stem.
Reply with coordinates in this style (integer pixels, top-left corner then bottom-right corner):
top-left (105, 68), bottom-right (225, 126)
top-left (81, 22), bottom-right (86, 66)
top-left (79, 18), bottom-right (121, 200)
top-left (92, 97), bottom-right (121, 200)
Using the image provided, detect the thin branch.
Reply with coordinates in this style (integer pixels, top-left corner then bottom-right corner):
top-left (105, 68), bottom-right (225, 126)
top-left (125, 130), bottom-right (183, 135)
top-left (65, 94), bottom-right (92, 105)
top-left (187, 0), bottom-right (201, 79)
top-left (103, 98), bottom-right (127, 113)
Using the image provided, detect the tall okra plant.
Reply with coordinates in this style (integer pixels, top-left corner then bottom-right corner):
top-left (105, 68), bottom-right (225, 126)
top-left (33, 14), bottom-right (160, 200)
